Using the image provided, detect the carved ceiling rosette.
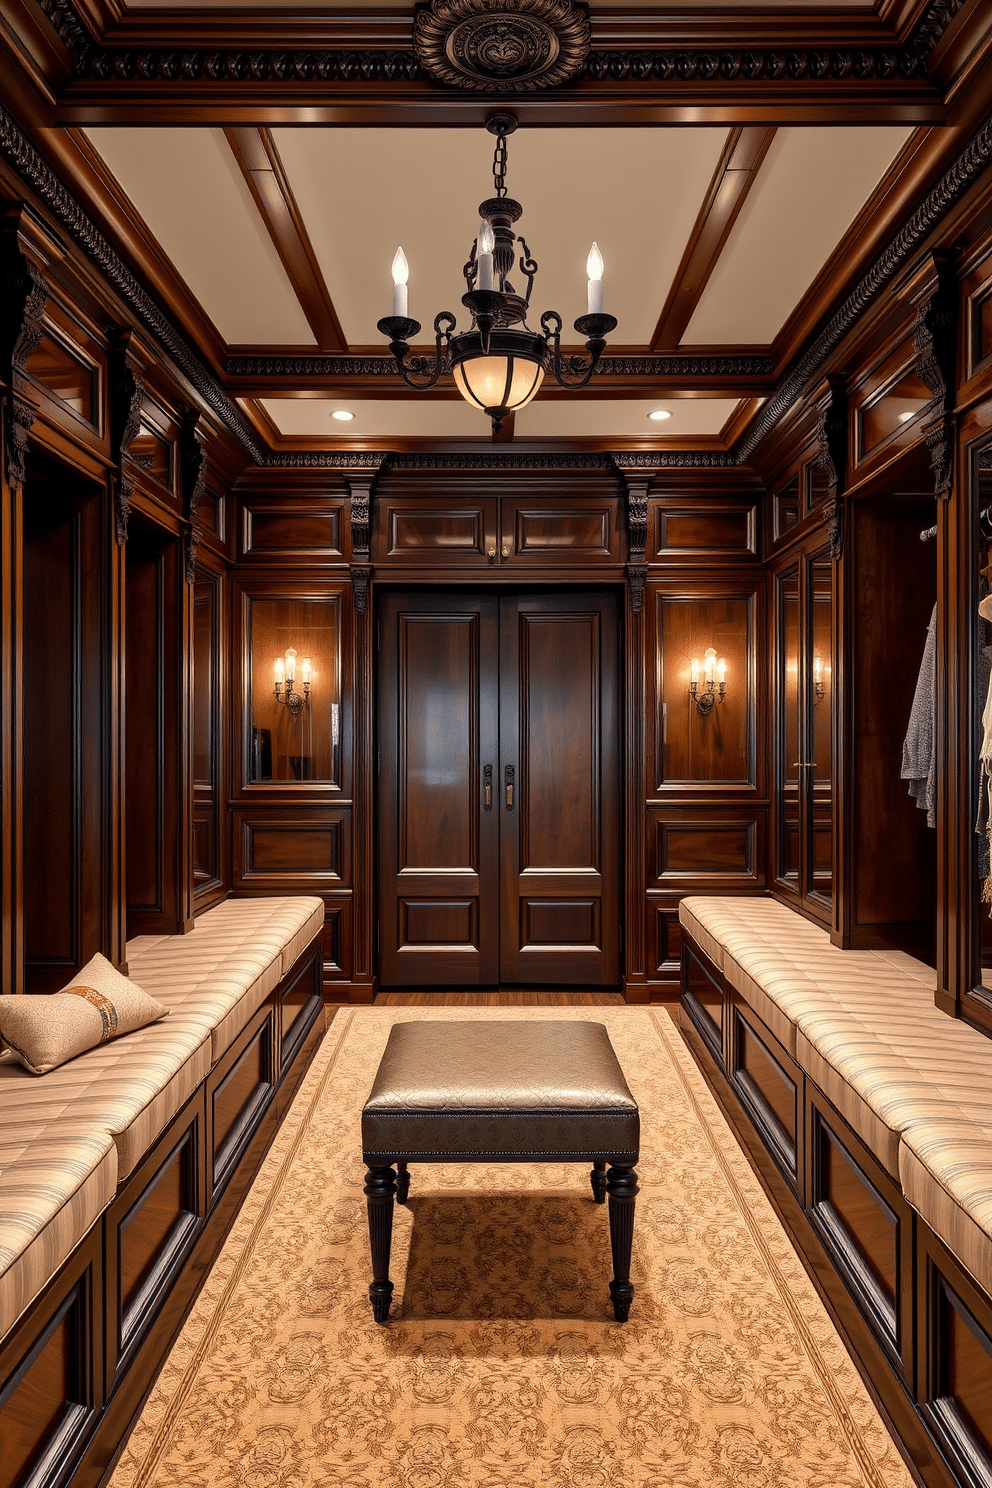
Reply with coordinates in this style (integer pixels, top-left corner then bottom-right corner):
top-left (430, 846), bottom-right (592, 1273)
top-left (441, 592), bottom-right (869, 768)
top-left (414, 0), bottom-right (590, 92)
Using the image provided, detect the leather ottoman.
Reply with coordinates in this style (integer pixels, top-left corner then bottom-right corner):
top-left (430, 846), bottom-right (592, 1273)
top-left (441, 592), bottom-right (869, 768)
top-left (361, 1020), bottom-right (641, 1323)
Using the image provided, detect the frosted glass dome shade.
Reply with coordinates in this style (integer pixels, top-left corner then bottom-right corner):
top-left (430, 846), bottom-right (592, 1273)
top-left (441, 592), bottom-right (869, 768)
top-left (453, 354), bottom-right (545, 417)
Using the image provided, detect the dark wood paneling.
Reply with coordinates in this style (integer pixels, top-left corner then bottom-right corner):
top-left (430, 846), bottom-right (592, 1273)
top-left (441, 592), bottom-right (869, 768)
top-left (374, 503), bottom-right (497, 565)
top-left (651, 504), bottom-right (757, 559)
top-left (732, 1006), bottom-right (799, 1184)
top-left (651, 587), bottom-right (759, 791)
top-left (501, 498), bottom-right (618, 564)
top-left (242, 503), bottom-right (343, 560)
top-left (25, 330), bottom-right (97, 428)
top-left (681, 943), bottom-right (725, 1066)
top-left (649, 903), bottom-right (683, 978)
top-left (277, 944), bottom-right (322, 1070)
top-left (210, 1015), bottom-right (275, 1190)
top-left (242, 819), bottom-right (345, 878)
top-left (921, 1235), bottom-right (992, 1486)
top-left (649, 811), bottom-right (764, 889)
top-left (118, 1130), bottom-right (197, 1328)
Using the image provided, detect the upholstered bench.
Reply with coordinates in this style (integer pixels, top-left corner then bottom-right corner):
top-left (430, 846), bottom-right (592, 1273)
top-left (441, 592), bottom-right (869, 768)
top-left (361, 1020), bottom-right (641, 1324)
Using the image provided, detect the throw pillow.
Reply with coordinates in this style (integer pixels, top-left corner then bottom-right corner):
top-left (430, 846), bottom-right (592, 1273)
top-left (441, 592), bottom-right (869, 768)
top-left (0, 954), bottom-right (169, 1074)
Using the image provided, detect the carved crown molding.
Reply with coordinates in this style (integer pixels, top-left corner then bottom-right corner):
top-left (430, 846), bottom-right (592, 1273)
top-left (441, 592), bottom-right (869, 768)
top-left (413, 0), bottom-right (589, 92)
top-left (226, 352), bottom-right (774, 380)
top-left (0, 103), bottom-right (263, 464)
top-left (735, 105), bottom-right (992, 465)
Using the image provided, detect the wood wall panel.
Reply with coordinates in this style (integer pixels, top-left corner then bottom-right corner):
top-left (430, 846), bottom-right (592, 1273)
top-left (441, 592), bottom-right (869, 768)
top-left (236, 813), bottom-right (350, 883)
top-left (650, 588), bottom-right (759, 792)
top-left (651, 504), bottom-right (757, 559)
top-left (0, 1277), bottom-right (93, 1488)
top-left (731, 1004), bottom-right (799, 1185)
top-left (375, 503), bottom-right (497, 565)
top-left (502, 498), bottom-right (618, 564)
top-left (241, 503), bottom-right (343, 561)
top-left (210, 1014), bottom-right (275, 1191)
top-left (649, 811), bottom-right (764, 888)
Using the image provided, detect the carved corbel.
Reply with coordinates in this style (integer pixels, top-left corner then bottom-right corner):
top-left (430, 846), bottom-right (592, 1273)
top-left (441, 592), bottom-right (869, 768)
top-left (824, 498), bottom-right (844, 561)
top-left (621, 473), bottom-right (650, 615)
top-left (348, 476), bottom-right (374, 614)
top-left (109, 336), bottom-right (145, 545)
top-left (913, 261), bottom-right (956, 499)
top-left (1, 245), bottom-right (47, 493)
top-left (813, 375), bottom-right (847, 501)
top-left (180, 412), bottom-right (207, 582)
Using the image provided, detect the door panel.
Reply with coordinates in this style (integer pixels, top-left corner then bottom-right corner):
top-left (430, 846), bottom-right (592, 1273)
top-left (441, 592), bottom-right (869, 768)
top-left (379, 593), bottom-right (499, 985)
top-left (499, 593), bottom-right (620, 985)
top-left (379, 589), bottom-right (619, 987)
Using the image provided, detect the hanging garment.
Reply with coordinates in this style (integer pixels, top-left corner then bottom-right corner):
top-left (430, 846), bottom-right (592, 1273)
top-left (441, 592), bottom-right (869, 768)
top-left (901, 604), bottom-right (937, 827)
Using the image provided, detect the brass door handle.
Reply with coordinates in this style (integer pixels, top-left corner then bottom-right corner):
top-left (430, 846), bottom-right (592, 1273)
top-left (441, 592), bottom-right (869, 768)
top-left (505, 764), bottom-right (514, 809)
top-left (484, 763), bottom-right (493, 809)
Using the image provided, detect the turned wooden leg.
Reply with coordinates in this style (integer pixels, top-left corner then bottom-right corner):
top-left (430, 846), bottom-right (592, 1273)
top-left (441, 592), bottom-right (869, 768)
top-left (364, 1165), bottom-right (397, 1323)
top-left (396, 1161), bottom-right (411, 1204)
top-left (605, 1164), bottom-right (639, 1322)
top-left (590, 1160), bottom-right (607, 1204)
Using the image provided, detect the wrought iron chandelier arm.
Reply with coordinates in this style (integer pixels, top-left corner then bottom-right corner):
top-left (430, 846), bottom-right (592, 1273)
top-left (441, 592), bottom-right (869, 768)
top-left (378, 311), bottom-right (456, 390)
top-left (541, 309), bottom-right (617, 391)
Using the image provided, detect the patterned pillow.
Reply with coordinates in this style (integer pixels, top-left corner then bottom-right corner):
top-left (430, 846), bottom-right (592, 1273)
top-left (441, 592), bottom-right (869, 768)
top-left (0, 953), bottom-right (169, 1074)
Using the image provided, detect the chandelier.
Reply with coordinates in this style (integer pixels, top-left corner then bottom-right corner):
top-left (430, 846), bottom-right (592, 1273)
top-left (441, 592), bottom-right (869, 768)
top-left (377, 113), bottom-right (618, 434)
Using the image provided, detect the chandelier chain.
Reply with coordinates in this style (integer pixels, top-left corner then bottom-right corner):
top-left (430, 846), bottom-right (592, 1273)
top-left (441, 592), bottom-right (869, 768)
top-left (492, 130), bottom-right (508, 198)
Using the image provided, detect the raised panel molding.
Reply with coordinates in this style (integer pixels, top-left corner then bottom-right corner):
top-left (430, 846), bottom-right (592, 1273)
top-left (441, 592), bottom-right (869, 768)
top-left (651, 815), bottom-right (762, 886)
top-left (506, 503), bottom-right (616, 561)
top-left (378, 504), bottom-right (494, 563)
top-left (651, 505), bottom-right (757, 559)
top-left (241, 503), bottom-right (344, 560)
top-left (236, 813), bottom-right (351, 884)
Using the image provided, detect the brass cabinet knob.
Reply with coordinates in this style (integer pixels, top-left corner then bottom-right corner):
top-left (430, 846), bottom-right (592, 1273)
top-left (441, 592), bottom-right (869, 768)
top-left (502, 546), bottom-right (510, 558)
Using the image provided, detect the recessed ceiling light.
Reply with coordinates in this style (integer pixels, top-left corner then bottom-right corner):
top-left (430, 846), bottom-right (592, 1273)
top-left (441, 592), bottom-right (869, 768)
top-left (898, 411), bottom-right (915, 423)
top-left (332, 410), bottom-right (355, 422)
top-left (648, 409), bottom-right (672, 421)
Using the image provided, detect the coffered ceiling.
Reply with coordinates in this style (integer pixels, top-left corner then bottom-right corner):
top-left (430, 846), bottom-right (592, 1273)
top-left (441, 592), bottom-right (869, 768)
top-left (4, 0), bottom-right (987, 452)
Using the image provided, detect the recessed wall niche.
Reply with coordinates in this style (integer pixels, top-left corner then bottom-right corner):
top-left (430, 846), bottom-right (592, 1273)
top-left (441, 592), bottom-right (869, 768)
top-left (654, 593), bottom-right (755, 789)
top-left (247, 598), bottom-right (341, 785)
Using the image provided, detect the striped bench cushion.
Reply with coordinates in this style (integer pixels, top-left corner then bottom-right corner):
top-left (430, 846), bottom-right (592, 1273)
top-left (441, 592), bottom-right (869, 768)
top-left (127, 895), bottom-right (323, 1063)
top-left (899, 1121), bottom-right (992, 1295)
top-left (0, 1011), bottom-right (211, 1179)
top-left (0, 1126), bottom-right (118, 1335)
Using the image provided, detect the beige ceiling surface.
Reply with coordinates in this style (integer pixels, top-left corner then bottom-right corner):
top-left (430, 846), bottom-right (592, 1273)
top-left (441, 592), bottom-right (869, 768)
top-left (271, 126), bottom-right (730, 347)
top-left (259, 396), bottom-right (741, 439)
top-left (684, 124), bottom-right (913, 344)
top-left (85, 127), bottom-right (317, 346)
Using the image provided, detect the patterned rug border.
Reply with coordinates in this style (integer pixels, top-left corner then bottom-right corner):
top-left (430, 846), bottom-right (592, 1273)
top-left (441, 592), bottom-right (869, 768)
top-left (648, 1010), bottom-right (890, 1488)
top-left (114, 1006), bottom-right (910, 1488)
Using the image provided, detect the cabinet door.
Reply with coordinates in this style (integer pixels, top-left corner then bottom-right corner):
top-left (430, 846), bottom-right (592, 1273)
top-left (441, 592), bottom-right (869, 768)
top-left (773, 549), bottom-right (834, 919)
top-left (373, 500), bottom-right (499, 566)
top-left (378, 592), bottom-right (501, 985)
top-left (499, 498), bottom-right (619, 567)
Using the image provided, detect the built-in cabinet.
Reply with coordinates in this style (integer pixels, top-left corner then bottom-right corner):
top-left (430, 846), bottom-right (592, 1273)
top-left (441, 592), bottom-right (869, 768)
top-left (772, 539), bottom-right (834, 924)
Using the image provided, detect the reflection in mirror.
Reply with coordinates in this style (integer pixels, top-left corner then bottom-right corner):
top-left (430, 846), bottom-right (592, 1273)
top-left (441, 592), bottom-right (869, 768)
top-left (778, 567), bottom-right (800, 890)
top-left (809, 553), bottom-right (833, 907)
top-left (249, 598), bottom-right (340, 783)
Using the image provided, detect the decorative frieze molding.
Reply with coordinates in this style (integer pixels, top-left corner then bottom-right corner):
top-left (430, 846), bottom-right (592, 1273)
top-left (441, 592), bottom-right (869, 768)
top-left (347, 475), bottom-right (374, 613)
top-left (4, 398), bottom-right (36, 494)
top-left (226, 352), bottom-right (774, 380)
top-left (414, 0), bottom-right (589, 93)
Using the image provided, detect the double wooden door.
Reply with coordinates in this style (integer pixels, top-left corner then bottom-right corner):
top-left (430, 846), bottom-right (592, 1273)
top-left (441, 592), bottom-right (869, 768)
top-left (378, 590), bottom-right (620, 986)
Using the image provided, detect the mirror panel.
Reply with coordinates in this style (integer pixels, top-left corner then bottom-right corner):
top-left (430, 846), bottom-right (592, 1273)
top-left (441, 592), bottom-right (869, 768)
top-left (248, 597), bottom-right (341, 784)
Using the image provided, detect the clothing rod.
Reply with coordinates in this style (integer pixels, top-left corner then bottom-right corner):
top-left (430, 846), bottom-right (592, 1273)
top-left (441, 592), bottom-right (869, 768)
top-left (920, 524), bottom-right (938, 541)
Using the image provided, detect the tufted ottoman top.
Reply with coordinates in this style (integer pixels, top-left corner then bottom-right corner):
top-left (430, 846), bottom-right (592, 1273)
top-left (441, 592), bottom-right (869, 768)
top-left (362, 1020), bottom-right (639, 1163)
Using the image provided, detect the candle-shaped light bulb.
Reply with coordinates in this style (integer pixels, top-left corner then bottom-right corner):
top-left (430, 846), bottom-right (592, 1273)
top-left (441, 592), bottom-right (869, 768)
top-left (391, 246), bottom-right (409, 318)
top-left (716, 657), bottom-right (727, 684)
top-left (274, 657), bottom-right (284, 683)
top-left (814, 654), bottom-right (823, 686)
top-left (704, 646), bottom-right (717, 684)
top-left (284, 647), bottom-right (297, 683)
top-left (586, 241), bottom-right (604, 315)
top-left (477, 220), bottom-right (495, 292)
top-left (690, 658), bottom-right (701, 686)
top-left (301, 657), bottom-right (312, 684)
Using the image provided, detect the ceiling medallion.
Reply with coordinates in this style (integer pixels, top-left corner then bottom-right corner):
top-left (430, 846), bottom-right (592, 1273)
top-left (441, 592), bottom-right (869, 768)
top-left (414, 0), bottom-right (590, 92)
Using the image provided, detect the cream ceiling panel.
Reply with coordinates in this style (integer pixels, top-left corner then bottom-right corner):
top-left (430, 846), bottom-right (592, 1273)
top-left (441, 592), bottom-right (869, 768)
top-left (271, 126), bottom-right (730, 346)
top-left (84, 127), bottom-right (316, 346)
top-left (259, 396), bottom-right (740, 440)
top-left (683, 125), bottom-right (912, 346)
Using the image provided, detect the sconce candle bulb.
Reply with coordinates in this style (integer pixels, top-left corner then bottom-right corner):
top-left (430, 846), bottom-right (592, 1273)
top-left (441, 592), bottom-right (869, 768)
top-left (813, 654), bottom-right (825, 703)
top-left (391, 247), bottom-right (409, 319)
top-left (690, 646), bottom-right (728, 715)
top-left (273, 645), bottom-right (311, 717)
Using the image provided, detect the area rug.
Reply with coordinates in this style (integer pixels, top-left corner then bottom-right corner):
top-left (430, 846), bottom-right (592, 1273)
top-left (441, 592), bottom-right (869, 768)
top-left (109, 1007), bottom-right (915, 1488)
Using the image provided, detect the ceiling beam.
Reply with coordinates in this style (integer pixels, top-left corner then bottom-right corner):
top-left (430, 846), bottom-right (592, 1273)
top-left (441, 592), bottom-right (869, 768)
top-left (651, 126), bottom-right (777, 352)
top-left (225, 126), bottom-right (346, 352)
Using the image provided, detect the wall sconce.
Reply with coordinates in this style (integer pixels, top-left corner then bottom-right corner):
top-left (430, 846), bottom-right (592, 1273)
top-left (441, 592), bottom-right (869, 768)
top-left (690, 647), bottom-right (727, 716)
top-left (813, 654), bottom-right (826, 704)
top-left (273, 647), bottom-right (311, 717)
